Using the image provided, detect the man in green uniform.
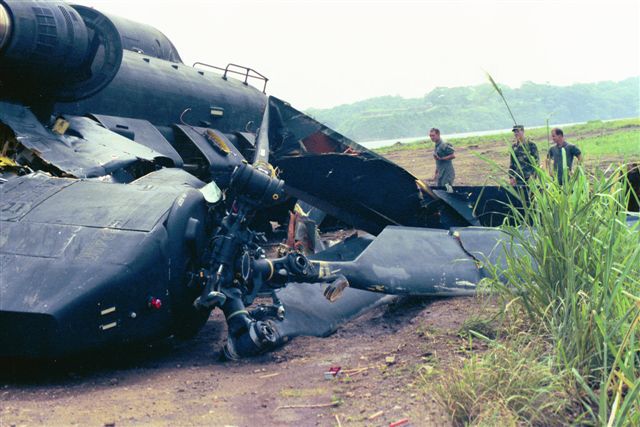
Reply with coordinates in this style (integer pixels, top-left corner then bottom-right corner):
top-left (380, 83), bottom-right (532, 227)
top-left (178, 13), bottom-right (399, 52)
top-left (509, 125), bottom-right (539, 185)
top-left (429, 128), bottom-right (455, 187)
top-left (546, 127), bottom-right (582, 184)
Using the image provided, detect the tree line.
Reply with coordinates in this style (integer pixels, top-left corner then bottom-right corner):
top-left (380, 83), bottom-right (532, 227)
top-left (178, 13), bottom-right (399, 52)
top-left (305, 77), bottom-right (639, 141)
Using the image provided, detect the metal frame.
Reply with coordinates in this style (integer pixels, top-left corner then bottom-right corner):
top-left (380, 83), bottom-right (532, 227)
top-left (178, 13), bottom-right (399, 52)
top-left (193, 62), bottom-right (269, 93)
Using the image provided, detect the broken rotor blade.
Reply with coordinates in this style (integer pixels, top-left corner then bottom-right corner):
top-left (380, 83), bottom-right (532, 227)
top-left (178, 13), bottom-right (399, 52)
top-left (310, 226), bottom-right (505, 296)
top-left (253, 96), bottom-right (272, 174)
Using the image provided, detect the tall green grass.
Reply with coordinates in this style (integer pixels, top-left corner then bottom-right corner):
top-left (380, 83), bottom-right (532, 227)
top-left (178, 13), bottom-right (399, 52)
top-left (435, 324), bottom-right (575, 426)
top-left (487, 159), bottom-right (640, 425)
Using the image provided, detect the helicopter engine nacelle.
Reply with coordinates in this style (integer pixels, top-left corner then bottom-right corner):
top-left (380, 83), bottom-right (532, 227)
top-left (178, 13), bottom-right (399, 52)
top-left (0, 0), bottom-right (122, 101)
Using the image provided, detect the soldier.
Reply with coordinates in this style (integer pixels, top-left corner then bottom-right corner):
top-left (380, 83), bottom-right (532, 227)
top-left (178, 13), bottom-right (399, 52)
top-left (509, 125), bottom-right (539, 185)
top-left (429, 128), bottom-right (455, 187)
top-left (546, 127), bottom-right (582, 184)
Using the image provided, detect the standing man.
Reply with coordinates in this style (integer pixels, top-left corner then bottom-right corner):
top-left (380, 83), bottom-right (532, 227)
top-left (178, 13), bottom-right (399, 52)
top-left (429, 128), bottom-right (455, 187)
top-left (509, 125), bottom-right (539, 185)
top-left (546, 128), bottom-right (582, 184)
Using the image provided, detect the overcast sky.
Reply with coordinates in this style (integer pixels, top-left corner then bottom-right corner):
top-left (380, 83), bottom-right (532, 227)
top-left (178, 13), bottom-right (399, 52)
top-left (72, 0), bottom-right (640, 110)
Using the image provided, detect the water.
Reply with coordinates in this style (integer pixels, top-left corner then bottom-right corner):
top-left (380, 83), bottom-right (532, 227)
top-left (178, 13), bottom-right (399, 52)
top-left (358, 128), bottom-right (512, 150)
top-left (357, 120), bottom-right (605, 150)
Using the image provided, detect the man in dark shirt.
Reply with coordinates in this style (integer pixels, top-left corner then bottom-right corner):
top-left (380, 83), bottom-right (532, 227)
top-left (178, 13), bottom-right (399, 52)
top-left (509, 125), bottom-right (539, 185)
top-left (546, 128), bottom-right (582, 184)
top-left (429, 128), bottom-right (455, 187)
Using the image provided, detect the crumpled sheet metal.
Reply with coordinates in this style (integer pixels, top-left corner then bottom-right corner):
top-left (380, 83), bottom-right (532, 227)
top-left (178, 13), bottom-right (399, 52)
top-left (278, 154), bottom-right (425, 235)
top-left (273, 284), bottom-right (394, 339)
top-left (0, 102), bottom-right (172, 178)
top-left (90, 114), bottom-right (184, 167)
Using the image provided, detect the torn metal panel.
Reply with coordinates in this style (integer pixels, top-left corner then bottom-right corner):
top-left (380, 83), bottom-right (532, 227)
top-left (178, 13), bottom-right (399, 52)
top-left (301, 132), bottom-right (341, 154)
top-left (296, 200), bottom-right (327, 226)
top-left (277, 154), bottom-right (432, 234)
top-left (267, 96), bottom-right (374, 159)
top-left (173, 124), bottom-right (244, 186)
top-left (64, 116), bottom-right (175, 170)
top-left (431, 186), bottom-right (522, 227)
top-left (311, 233), bottom-right (374, 262)
top-left (0, 102), bottom-right (104, 177)
top-left (272, 284), bottom-right (393, 339)
top-left (0, 102), bottom-right (174, 178)
top-left (283, 179), bottom-right (390, 235)
top-left (265, 98), bottom-right (527, 234)
top-left (90, 114), bottom-right (184, 167)
top-left (431, 188), bottom-right (481, 226)
top-left (264, 97), bottom-right (494, 234)
top-left (287, 200), bottom-right (328, 253)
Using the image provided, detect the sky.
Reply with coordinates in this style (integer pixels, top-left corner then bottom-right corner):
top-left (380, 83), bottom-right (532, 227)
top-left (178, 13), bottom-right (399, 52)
top-left (71, 0), bottom-right (640, 110)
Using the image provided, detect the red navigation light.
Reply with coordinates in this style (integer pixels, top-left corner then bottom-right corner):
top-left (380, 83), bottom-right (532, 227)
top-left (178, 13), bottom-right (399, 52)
top-left (148, 297), bottom-right (162, 310)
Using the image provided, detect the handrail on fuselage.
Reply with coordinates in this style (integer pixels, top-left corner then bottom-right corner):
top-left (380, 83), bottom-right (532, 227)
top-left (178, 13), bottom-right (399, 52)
top-left (193, 62), bottom-right (269, 93)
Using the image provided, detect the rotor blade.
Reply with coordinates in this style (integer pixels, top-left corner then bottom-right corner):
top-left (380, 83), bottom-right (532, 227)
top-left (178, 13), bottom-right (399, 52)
top-left (253, 96), bottom-right (271, 173)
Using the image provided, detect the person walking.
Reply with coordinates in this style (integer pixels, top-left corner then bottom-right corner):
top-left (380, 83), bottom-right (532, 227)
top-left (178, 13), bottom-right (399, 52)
top-left (546, 127), bottom-right (582, 184)
top-left (429, 128), bottom-right (455, 187)
top-left (509, 125), bottom-right (539, 185)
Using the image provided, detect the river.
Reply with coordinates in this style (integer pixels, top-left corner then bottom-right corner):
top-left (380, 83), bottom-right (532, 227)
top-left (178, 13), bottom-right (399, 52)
top-left (356, 119), bottom-right (622, 150)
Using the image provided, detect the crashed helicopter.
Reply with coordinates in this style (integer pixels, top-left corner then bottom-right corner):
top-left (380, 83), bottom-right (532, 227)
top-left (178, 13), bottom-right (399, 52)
top-left (1, 0), bottom-right (531, 360)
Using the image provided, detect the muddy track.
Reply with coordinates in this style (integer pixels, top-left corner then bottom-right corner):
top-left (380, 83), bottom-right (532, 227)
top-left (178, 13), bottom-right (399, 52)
top-left (384, 141), bottom-right (635, 186)
top-left (0, 296), bottom-right (486, 426)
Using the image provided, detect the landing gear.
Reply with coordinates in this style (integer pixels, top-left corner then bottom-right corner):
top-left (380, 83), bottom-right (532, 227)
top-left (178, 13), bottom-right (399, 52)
top-left (191, 164), bottom-right (320, 358)
top-left (223, 319), bottom-right (279, 360)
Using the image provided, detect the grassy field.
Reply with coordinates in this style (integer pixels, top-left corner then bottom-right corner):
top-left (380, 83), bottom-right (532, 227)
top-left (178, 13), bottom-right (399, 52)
top-left (377, 118), bottom-right (640, 185)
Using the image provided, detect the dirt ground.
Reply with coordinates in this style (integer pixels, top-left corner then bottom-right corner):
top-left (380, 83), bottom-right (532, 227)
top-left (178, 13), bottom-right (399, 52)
top-left (1, 296), bottom-right (484, 427)
top-left (385, 140), bottom-right (631, 186)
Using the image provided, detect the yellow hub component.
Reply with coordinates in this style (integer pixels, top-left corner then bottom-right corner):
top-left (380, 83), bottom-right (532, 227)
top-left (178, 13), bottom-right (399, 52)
top-left (206, 129), bottom-right (231, 155)
top-left (0, 156), bottom-right (18, 168)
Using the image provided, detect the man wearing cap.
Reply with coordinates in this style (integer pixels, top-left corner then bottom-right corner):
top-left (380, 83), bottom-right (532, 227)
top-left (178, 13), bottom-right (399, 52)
top-left (429, 128), bottom-right (456, 187)
top-left (509, 125), bottom-right (539, 185)
top-left (546, 127), bottom-right (582, 184)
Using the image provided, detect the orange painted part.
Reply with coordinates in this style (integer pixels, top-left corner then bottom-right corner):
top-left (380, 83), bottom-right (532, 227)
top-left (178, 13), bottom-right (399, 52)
top-left (286, 211), bottom-right (297, 248)
top-left (302, 132), bottom-right (340, 154)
